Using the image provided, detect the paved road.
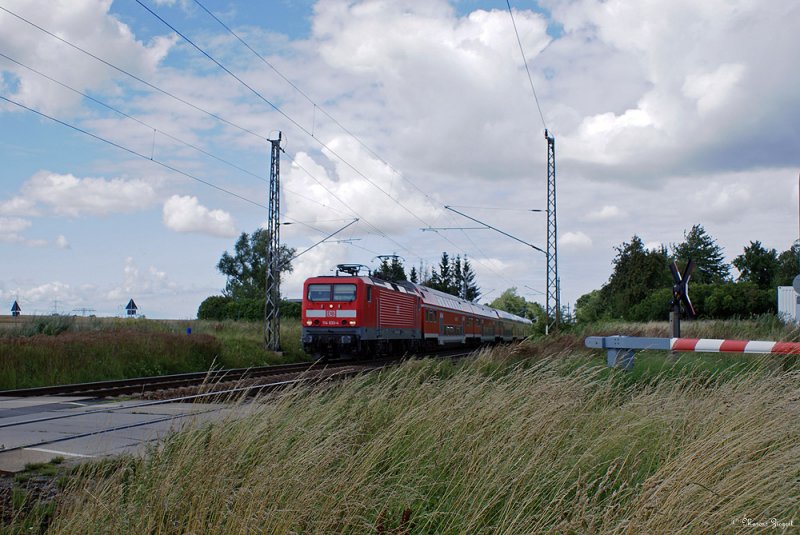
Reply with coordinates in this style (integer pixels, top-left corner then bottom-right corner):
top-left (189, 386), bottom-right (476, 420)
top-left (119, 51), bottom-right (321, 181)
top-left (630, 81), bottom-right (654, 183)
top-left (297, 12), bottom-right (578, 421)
top-left (0, 395), bottom-right (238, 473)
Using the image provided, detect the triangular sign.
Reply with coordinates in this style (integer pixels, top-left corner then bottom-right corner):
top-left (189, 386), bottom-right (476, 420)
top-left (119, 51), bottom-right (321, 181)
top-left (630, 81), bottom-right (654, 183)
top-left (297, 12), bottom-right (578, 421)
top-left (126, 299), bottom-right (138, 311)
top-left (11, 300), bottom-right (21, 312)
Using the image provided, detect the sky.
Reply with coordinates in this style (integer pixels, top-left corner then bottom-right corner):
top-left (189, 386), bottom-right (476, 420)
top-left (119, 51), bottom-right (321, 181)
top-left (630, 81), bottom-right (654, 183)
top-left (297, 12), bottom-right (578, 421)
top-left (1, 0), bottom-right (799, 319)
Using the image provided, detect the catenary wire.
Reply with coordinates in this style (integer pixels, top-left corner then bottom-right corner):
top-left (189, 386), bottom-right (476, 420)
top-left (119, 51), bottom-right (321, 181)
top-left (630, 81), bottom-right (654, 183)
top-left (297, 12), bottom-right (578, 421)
top-left (0, 4), bottom-right (425, 262)
top-left (506, 0), bottom-right (548, 131)
top-left (136, 0), bottom-right (434, 230)
top-left (1, 4), bottom-right (539, 297)
top-left (144, 1), bottom-right (531, 291)
top-left (0, 5), bottom-right (268, 141)
top-left (0, 94), bottom-right (269, 210)
top-left (0, 50), bottom-right (345, 227)
top-left (191, 0), bottom-right (445, 212)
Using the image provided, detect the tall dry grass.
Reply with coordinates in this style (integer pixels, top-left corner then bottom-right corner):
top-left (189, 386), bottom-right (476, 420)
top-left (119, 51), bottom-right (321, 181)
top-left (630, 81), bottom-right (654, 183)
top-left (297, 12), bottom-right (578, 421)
top-left (48, 345), bottom-right (799, 534)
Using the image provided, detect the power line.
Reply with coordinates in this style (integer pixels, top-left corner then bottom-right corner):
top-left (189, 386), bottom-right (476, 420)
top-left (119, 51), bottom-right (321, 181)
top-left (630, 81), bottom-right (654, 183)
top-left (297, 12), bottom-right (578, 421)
top-left (0, 2), bottom-right (415, 259)
top-left (506, 0), bottom-right (547, 131)
top-left (0, 5), bottom-right (268, 142)
top-left (136, 0), bottom-right (433, 230)
top-left (0, 94), bottom-right (268, 209)
top-left (0, 92), bottom-right (343, 237)
top-left (0, 3), bottom-right (460, 269)
top-left (0, 50), bottom-right (345, 226)
top-left (446, 204), bottom-right (544, 212)
top-left (1, 3), bottom-right (538, 295)
top-left (191, 0), bottom-right (444, 212)
top-left (142, 4), bottom-right (528, 287)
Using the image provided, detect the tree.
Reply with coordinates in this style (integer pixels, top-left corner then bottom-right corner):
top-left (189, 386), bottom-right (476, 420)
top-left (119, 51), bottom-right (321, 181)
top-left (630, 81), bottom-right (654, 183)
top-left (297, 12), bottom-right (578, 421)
top-left (490, 288), bottom-right (543, 333)
top-left (461, 256), bottom-right (480, 301)
top-left (197, 296), bottom-right (302, 321)
top-left (217, 229), bottom-right (295, 300)
top-left (489, 288), bottom-right (539, 320)
top-left (732, 241), bottom-right (779, 289)
top-left (704, 282), bottom-right (775, 318)
top-left (197, 295), bottom-right (230, 320)
top-left (672, 224), bottom-right (730, 283)
top-left (575, 289), bottom-right (604, 323)
top-left (425, 252), bottom-right (480, 299)
top-left (432, 252), bottom-right (454, 293)
top-left (373, 256), bottom-right (407, 281)
top-left (600, 236), bottom-right (672, 319)
top-left (776, 244), bottom-right (800, 287)
top-left (427, 252), bottom-right (455, 295)
top-left (409, 266), bottom-right (418, 283)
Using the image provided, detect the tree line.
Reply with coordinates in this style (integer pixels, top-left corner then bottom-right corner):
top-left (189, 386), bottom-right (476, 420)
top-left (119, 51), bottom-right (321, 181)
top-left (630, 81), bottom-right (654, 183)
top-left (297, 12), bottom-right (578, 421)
top-left (576, 225), bottom-right (799, 323)
top-left (197, 230), bottom-right (484, 321)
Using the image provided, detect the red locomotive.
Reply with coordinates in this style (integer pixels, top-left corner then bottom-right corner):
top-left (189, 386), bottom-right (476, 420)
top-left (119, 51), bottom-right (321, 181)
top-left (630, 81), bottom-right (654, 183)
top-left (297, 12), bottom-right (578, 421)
top-left (301, 272), bottom-right (532, 358)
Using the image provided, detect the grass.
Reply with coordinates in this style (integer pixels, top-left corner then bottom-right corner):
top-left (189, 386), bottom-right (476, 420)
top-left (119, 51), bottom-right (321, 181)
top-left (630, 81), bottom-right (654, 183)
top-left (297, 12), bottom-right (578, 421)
top-left (42, 337), bottom-right (799, 534)
top-left (0, 317), bottom-right (308, 390)
top-left (1, 458), bottom-right (69, 535)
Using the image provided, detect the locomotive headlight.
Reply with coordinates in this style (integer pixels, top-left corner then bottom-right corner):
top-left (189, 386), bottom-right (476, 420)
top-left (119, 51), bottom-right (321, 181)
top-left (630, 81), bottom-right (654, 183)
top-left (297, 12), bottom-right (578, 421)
top-left (349, 320), bottom-right (356, 326)
top-left (306, 320), bottom-right (312, 326)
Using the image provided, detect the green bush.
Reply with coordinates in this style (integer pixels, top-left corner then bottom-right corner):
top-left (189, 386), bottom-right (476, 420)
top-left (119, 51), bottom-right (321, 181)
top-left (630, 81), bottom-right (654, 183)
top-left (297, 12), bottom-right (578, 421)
top-left (705, 283), bottom-right (775, 318)
top-left (197, 296), bottom-right (301, 321)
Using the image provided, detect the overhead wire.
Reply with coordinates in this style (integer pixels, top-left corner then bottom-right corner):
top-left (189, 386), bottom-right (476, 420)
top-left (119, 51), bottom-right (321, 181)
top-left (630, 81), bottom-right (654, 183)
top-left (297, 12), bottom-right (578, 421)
top-left (191, 0), bottom-right (445, 214)
top-left (169, 1), bottom-right (537, 289)
top-left (0, 5), bottom-right (267, 142)
top-left (506, 0), bottom-right (548, 131)
top-left (0, 50), bottom-right (345, 226)
top-left (1, 3), bottom-right (540, 294)
top-left (0, 94), bottom-right (270, 210)
top-left (0, 4), bottom-right (425, 262)
top-left (135, 0), bottom-right (434, 230)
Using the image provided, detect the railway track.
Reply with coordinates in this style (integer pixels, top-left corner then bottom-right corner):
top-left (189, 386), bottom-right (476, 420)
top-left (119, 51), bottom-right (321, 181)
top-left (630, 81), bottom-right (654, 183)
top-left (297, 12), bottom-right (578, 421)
top-left (0, 350), bottom-right (477, 463)
top-left (0, 361), bottom-right (327, 398)
top-left (0, 349), bottom-right (473, 399)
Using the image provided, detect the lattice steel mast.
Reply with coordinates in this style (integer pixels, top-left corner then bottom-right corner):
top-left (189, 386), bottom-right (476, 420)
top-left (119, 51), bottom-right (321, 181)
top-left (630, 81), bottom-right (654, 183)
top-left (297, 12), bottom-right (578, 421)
top-left (264, 132), bottom-right (283, 351)
top-left (545, 129), bottom-right (560, 333)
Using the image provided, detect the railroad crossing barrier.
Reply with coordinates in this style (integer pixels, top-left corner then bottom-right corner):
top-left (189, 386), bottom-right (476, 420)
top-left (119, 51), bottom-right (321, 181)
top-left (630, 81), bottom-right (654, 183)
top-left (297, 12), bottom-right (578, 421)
top-left (585, 335), bottom-right (800, 370)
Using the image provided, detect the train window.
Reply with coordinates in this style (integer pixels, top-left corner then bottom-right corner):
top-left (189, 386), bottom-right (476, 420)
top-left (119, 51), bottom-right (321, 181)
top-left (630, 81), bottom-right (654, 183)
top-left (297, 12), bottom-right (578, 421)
top-left (307, 284), bottom-right (331, 301)
top-left (333, 284), bottom-right (357, 302)
top-left (366, 286), bottom-right (372, 302)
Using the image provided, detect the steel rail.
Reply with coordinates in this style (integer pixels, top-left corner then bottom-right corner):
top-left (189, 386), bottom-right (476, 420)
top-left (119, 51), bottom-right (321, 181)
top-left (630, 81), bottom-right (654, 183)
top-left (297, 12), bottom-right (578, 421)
top-left (0, 368), bottom-right (381, 453)
top-left (0, 350), bottom-right (482, 457)
top-left (0, 361), bottom-right (322, 398)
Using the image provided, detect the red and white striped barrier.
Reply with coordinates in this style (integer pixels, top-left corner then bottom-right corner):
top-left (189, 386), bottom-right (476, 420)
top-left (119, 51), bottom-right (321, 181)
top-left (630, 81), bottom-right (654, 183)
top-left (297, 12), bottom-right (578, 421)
top-left (585, 335), bottom-right (800, 369)
top-left (670, 338), bottom-right (800, 355)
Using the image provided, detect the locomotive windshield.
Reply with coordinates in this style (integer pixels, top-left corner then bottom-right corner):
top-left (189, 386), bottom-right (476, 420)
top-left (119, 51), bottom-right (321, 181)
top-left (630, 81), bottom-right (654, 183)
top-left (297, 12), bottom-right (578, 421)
top-left (333, 284), bottom-right (356, 302)
top-left (307, 283), bottom-right (357, 302)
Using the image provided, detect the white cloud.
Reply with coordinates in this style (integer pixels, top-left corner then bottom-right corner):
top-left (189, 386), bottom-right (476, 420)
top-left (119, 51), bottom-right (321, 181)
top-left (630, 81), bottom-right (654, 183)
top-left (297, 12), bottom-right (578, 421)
top-left (0, 217), bottom-right (31, 242)
top-left (643, 241), bottom-right (666, 251)
top-left (560, 231), bottom-right (592, 250)
top-left (0, 0), bottom-right (176, 116)
top-left (688, 181), bottom-right (752, 223)
top-left (683, 63), bottom-right (746, 116)
top-left (284, 138), bottom-right (442, 234)
top-left (162, 195), bottom-right (237, 237)
top-left (106, 257), bottom-right (178, 302)
top-left (0, 196), bottom-right (36, 217)
top-left (2, 171), bottom-right (157, 217)
top-left (584, 205), bottom-right (624, 222)
top-left (56, 234), bottom-right (70, 249)
top-left (0, 281), bottom-right (77, 314)
top-left (2, 0), bottom-right (800, 318)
